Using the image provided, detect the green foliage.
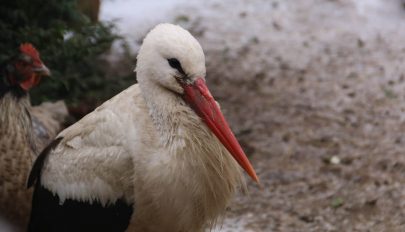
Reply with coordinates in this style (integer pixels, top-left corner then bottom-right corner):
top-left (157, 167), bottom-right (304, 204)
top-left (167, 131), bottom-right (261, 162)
top-left (0, 0), bottom-right (135, 109)
top-left (331, 197), bottom-right (344, 209)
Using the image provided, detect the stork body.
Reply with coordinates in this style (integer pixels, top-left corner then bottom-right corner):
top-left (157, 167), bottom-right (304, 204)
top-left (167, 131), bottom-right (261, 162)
top-left (28, 24), bottom-right (258, 232)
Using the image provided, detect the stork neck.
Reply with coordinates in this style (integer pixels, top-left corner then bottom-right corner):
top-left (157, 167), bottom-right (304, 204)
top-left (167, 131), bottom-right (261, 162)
top-left (139, 81), bottom-right (190, 148)
top-left (137, 80), bottom-right (245, 230)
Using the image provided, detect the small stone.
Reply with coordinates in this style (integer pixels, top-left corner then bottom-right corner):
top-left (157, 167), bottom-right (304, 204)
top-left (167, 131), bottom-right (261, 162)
top-left (330, 156), bottom-right (341, 165)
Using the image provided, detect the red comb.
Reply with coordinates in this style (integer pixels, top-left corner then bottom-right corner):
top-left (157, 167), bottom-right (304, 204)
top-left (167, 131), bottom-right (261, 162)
top-left (19, 43), bottom-right (40, 60)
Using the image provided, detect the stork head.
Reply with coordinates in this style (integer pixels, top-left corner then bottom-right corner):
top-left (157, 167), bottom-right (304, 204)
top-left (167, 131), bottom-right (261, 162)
top-left (136, 23), bottom-right (206, 94)
top-left (136, 24), bottom-right (258, 183)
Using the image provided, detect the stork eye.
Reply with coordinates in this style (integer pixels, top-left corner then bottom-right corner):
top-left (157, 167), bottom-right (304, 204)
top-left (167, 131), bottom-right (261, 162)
top-left (167, 58), bottom-right (185, 75)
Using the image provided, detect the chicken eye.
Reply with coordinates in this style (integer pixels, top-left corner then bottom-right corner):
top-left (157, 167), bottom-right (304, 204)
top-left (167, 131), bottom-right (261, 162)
top-left (167, 58), bottom-right (185, 75)
top-left (20, 54), bottom-right (33, 64)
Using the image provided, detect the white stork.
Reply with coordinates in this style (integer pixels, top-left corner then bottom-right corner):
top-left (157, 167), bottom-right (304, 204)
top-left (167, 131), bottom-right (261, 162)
top-left (27, 23), bottom-right (258, 232)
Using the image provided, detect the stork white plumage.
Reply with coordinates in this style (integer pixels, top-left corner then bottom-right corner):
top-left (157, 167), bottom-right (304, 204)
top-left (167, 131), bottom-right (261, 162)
top-left (27, 23), bottom-right (258, 232)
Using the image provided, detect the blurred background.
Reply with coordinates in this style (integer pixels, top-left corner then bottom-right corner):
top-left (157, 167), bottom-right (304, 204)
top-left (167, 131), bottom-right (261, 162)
top-left (1, 0), bottom-right (405, 231)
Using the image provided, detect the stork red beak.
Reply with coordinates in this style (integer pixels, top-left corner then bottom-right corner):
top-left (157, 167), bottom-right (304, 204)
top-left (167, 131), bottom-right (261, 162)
top-left (182, 78), bottom-right (259, 182)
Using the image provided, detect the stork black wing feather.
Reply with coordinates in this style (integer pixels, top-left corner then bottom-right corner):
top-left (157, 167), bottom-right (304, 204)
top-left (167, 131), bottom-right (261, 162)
top-left (28, 185), bottom-right (133, 232)
top-left (27, 136), bottom-right (134, 232)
